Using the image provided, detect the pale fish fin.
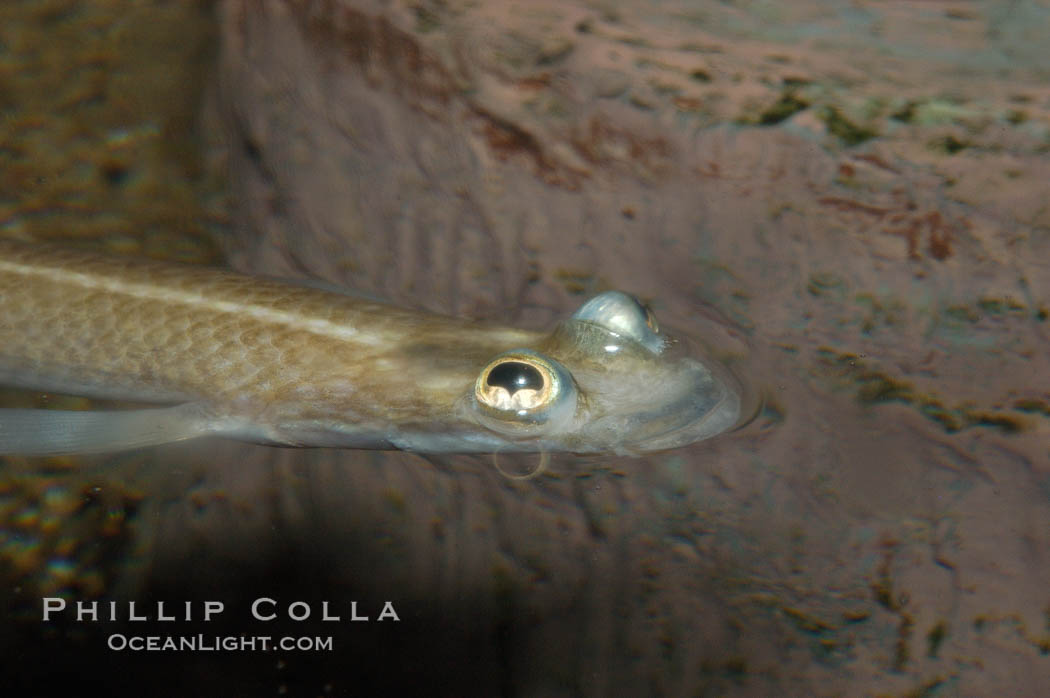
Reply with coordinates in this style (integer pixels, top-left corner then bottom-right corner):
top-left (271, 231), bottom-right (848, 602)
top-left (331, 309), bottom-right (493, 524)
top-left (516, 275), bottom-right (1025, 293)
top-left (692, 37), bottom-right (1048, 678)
top-left (0, 403), bottom-right (214, 456)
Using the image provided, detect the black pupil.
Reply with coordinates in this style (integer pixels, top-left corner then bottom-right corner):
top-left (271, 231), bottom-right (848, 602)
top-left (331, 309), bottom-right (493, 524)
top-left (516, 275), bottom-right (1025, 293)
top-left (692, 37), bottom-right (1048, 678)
top-left (487, 361), bottom-right (544, 394)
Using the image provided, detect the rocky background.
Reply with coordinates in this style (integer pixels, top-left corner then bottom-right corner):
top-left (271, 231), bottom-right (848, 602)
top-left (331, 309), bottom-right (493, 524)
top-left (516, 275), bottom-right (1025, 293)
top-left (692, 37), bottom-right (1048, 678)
top-left (3, 1), bottom-right (1050, 696)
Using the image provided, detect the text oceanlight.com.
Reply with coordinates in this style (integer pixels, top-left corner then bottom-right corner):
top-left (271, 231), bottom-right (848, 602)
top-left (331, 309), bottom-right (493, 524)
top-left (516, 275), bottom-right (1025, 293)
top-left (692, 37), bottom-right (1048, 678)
top-left (107, 634), bottom-right (334, 652)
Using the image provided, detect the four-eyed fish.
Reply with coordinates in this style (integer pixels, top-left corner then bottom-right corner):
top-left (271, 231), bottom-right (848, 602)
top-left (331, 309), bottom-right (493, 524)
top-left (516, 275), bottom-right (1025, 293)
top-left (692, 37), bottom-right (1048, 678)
top-left (0, 239), bottom-right (748, 464)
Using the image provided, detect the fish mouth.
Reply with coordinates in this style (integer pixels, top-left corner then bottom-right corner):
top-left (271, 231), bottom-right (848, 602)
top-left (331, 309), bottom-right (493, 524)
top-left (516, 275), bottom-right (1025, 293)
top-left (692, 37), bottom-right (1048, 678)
top-left (619, 345), bottom-right (759, 453)
top-left (621, 372), bottom-right (738, 452)
top-left (627, 388), bottom-right (741, 452)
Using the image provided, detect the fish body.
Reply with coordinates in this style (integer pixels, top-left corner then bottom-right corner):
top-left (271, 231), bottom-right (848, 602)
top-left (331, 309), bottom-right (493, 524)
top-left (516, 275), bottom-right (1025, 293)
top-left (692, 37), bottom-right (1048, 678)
top-left (0, 239), bottom-right (746, 456)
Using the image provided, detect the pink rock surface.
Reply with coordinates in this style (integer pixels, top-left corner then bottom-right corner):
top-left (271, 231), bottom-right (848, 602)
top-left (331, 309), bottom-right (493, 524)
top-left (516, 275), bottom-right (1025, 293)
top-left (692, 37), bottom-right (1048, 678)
top-left (139, 1), bottom-right (1050, 694)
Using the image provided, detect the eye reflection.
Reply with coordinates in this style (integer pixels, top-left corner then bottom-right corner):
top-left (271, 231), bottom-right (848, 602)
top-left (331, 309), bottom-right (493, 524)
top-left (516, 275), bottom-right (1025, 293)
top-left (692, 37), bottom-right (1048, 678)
top-left (486, 361), bottom-right (544, 393)
top-left (477, 356), bottom-right (553, 411)
top-left (472, 350), bottom-right (577, 432)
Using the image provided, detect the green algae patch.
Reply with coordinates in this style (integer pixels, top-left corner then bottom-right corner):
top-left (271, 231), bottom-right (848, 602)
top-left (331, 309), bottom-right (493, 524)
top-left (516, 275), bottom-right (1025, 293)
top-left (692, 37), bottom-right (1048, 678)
top-left (930, 134), bottom-right (971, 155)
top-left (782, 606), bottom-right (834, 635)
top-left (818, 106), bottom-right (878, 146)
top-left (926, 621), bottom-right (948, 658)
top-left (412, 5), bottom-right (441, 33)
top-left (815, 347), bottom-right (1038, 434)
top-left (758, 92), bottom-right (810, 125)
top-left (976, 296), bottom-right (1027, 316)
top-left (854, 293), bottom-right (905, 334)
top-left (688, 68), bottom-right (712, 83)
top-left (918, 402), bottom-right (965, 432)
top-left (943, 305), bottom-right (981, 323)
top-left (890, 101), bottom-right (919, 123)
top-left (970, 412), bottom-right (1026, 434)
top-left (919, 100), bottom-right (980, 125)
top-left (856, 373), bottom-right (914, 405)
top-left (1014, 399), bottom-right (1050, 417)
top-left (807, 272), bottom-right (845, 298)
top-left (937, 297), bottom-right (1038, 328)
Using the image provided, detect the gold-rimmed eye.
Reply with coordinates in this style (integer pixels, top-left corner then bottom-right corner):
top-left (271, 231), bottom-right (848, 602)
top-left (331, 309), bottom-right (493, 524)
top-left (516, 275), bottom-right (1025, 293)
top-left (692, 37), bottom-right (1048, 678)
top-left (472, 350), bottom-right (577, 434)
top-left (478, 358), bottom-right (551, 411)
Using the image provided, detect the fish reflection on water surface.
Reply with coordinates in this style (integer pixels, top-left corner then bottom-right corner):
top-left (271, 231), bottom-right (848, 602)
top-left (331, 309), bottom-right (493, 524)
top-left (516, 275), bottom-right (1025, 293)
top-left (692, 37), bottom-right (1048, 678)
top-left (0, 239), bottom-right (751, 459)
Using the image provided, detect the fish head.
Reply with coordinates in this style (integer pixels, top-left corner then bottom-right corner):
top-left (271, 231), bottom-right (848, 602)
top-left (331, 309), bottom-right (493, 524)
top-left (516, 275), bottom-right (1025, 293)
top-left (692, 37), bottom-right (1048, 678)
top-left (466, 291), bottom-right (755, 454)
